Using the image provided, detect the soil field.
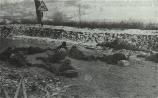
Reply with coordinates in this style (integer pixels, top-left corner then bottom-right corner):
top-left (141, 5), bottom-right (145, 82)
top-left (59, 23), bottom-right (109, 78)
top-left (0, 25), bottom-right (158, 98)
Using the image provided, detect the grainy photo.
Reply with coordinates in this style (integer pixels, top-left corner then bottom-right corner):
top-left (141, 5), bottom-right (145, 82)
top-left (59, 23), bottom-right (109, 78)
top-left (0, 0), bottom-right (158, 98)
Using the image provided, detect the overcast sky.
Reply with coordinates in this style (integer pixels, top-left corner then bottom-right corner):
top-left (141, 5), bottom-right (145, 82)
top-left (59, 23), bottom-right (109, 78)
top-left (0, 0), bottom-right (158, 23)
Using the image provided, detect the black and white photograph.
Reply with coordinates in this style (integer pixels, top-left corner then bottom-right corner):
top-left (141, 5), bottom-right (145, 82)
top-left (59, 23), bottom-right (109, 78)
top-left (0, 0), bottom-right (158, 98)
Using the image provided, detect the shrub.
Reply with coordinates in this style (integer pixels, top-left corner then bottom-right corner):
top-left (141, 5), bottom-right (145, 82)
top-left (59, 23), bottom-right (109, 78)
top-left (97, 38), bottom-right (140, 51)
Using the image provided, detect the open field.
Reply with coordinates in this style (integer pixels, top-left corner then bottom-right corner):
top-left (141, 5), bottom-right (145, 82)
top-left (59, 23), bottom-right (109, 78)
top-left (0, 25), bottom-right (158, 98)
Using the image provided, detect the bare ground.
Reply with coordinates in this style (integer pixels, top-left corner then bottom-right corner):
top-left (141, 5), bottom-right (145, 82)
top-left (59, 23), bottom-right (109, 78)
top-left (0, 37), bottom-right (158, 98)
top-left (59, 57), bottom-right (158, 98)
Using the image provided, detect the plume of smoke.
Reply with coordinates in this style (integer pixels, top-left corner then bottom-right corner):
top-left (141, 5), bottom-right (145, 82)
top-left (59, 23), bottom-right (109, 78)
top-left (52, 11), bottom-right (71, 23)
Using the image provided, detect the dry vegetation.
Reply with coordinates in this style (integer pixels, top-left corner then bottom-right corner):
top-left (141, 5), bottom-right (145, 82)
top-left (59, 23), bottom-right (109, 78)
top-left (0, 24), bottom-right (158, 98)
top-left (1, 19), bottom-right (158, 30)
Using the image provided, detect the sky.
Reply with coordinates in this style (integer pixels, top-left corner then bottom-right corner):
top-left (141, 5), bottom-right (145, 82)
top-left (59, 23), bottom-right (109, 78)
top-left (0, 0), bottom-right (158, 23)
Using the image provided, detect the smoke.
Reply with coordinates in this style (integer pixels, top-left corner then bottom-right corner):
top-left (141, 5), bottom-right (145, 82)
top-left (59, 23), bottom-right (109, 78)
top-left (51, 11), bottom-right (71, 22)
top-left (1, 0), bottom-right (158, 23)
top-left (64, 0), bottom-right (79, 7)
top-left (0, 0), bottom-right (24, 4)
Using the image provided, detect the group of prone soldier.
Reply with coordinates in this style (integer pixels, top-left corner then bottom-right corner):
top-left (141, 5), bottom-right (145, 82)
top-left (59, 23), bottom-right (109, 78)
top-left (0, 42), bottom-right (78, 78)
